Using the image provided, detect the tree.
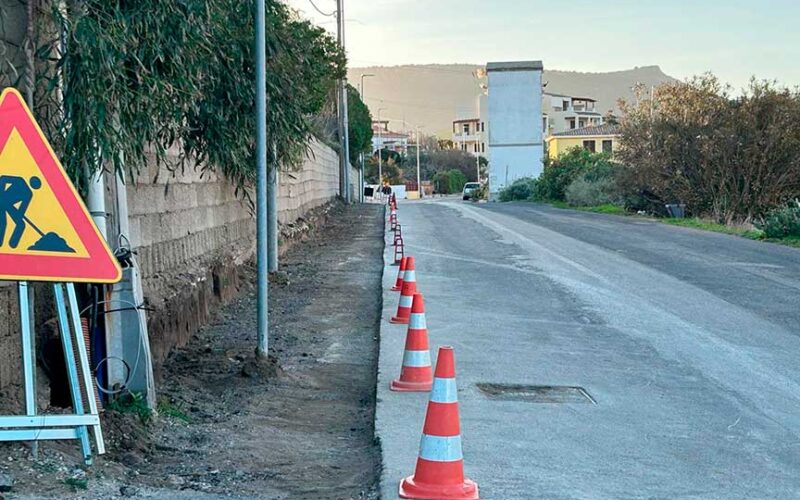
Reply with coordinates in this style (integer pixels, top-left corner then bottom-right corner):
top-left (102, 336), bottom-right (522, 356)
top-left (35, 0), bottom-right (346, 194)
top-left (618, 75), bottom-right (800, 222)
top-left (347, 84), bottom-right (372, 166)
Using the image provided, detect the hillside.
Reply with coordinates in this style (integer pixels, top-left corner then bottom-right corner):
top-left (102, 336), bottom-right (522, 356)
top-left (347, 64), bottom-right (676, 137)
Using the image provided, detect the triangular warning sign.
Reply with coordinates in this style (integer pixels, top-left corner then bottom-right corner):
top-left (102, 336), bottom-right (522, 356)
top-left (0, 88), bottom-right (121, 283)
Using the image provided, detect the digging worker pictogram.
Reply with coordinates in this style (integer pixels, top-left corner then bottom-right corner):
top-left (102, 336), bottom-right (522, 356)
top-left (0, 175), bottom-right (41, 249)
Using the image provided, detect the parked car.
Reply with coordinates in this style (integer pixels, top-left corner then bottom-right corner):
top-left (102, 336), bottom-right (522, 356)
top-left (462, 182), bottom-right (481, 200)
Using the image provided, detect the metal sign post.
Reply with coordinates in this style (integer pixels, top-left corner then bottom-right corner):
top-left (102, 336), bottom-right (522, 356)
top-left (0, 87), bottom-right (121, 463)
top-left (0, 283), bottom-right (103, 464)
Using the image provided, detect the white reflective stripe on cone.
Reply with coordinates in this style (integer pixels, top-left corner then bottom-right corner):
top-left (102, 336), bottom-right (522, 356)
top-left (403, 270), bottom-right (416, 282)
top-left (419, 434), bottom-right (463, 462)
top-left (399, 295), bottom-right (413, 307)
top-left (409, 313), bottom-right (426, 330)
top-left (402, 349), bottom-right (431, 368)
top-left (430, 377), bottom-right (458, 403)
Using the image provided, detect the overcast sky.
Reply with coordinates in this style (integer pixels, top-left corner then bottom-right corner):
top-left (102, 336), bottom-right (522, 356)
top-left (287, 0), bottom-right (800, 89)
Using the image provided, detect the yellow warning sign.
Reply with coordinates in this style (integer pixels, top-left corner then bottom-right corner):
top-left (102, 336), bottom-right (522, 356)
top-left (0, 87), bottom-right (121, 283)
top-left (0, 129), bottom-right (88, 257)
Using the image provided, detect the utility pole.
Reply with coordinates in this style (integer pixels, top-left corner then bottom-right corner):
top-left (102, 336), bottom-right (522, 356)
top-left (360, 73), bottom-right (374, 203)
top-left (415, 126), bottom-right (422, 198)
top-left (476, 147), bottom-right (481, 182)
top-left (255, 0), bottom-right (269, 357)
top-left (336, 0), bottom-right (352, 203)
top-left (376, 108), bottom-right (385, 188)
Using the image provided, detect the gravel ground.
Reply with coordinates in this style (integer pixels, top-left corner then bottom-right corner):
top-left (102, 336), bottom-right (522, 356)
top-left (0, 203), bottom-right (385, 499)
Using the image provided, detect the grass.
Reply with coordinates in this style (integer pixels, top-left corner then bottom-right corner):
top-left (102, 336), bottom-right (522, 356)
top-left (63, 478), bottom-right (88, 490)
top-left (660, 218), bottom-right (764, 240)
top-left (157, 397), bottom-right (192, 424)
top-left (105, 392), bottom-right (152, 425)
top-left (548, 201), bottom-right (627, 215)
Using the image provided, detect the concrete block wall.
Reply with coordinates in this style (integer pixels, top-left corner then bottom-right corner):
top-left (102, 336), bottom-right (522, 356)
top-left (0, 138), bottom-right (346, 388)
top-left (278, 139), bottom-right (340, 224)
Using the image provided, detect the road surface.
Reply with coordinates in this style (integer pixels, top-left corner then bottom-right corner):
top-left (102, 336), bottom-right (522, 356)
top-left (376, 200), bottom-right (800, 499)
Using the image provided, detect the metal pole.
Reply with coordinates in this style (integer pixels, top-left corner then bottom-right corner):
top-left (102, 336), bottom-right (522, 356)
top-left (255, 0), bottom-right (269, 357)
top-left (416, 127), bottom-right (421, 198)
top-left (336, 1), bottom-right (352, 203)
top-left (359, 153), bottom-right (365, 203)
top-left (268, 143), bottom-right (278, 272)
top-left (476, 148), bottom-right (480, 182)
top-left (377, 110), bottom-right (383, 188)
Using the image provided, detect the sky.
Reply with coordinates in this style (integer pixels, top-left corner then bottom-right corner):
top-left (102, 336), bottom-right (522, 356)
top-left (287, 0), bottom-right (800, 89)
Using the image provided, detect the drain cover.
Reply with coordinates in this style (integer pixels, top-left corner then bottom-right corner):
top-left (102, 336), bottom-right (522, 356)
top-left (476, 383), bottom-right (596, 404)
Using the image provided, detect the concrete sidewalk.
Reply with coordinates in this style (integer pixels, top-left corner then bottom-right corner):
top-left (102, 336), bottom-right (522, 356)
top-left (375, 199), bottom-right (800, 500)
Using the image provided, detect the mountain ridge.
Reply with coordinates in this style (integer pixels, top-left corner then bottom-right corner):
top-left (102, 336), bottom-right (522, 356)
top-left (347, 64), bottom-right (676, 136)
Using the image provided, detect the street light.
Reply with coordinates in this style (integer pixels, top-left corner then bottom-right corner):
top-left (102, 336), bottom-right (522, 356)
top-left (360, 73), bottom-right (374, 98)
top-left (358, 74), bottom-right (375, 203)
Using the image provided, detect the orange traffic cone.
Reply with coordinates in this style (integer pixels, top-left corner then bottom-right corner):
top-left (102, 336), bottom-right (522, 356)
top-left (391, 293), bottom-right (433, 392)
top-left (391, 257), bottom-right (417, 324)
top-left (399, 346), bottom-right (478, 499)
top-left (392, 257), bottom-right (408, 291)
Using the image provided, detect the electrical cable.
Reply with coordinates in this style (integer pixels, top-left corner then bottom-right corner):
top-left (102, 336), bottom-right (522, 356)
top-left (307, 0), bottom-right (336, 17)
top-left (79, 299), bottom-right (145, 396)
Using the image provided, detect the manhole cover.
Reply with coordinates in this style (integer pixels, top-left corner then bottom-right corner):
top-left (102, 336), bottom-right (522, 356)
top-left (476, 383), bottom-right (596, 404)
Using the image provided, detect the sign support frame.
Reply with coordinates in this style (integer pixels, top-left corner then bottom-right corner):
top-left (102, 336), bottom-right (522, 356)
top-left (0, 283), bottom-right (105, 465)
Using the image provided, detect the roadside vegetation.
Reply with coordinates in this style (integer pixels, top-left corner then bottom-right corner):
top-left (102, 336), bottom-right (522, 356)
top-left (365, 136), bottom-right (486, 188)
top-left (499, 73), bottom-right (800, 247)
top-left (14, 0), bottom-right (366, 196)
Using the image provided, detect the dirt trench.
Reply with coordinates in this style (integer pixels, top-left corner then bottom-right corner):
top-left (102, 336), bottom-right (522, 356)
top-left (0, 203), bottom-right (385, 499)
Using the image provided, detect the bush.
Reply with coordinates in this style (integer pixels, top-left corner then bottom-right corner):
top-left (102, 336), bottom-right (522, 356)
top-left (565, 176), bottom-right (619, 207)
top-left (618, 76), bottom-right (800, 223)
top-left (533, 147), bottom-right (617, 202)
top-left (498, 177), bottom-right (537, 202)
top-left (432, 169), bottom-right (468, 194)
top-left (755, 202), bottom-right (800, 238)
top-left (447, 169), bottom-right (468, 194)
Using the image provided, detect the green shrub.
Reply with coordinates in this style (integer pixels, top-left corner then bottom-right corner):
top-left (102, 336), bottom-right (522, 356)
top-left (432, 169), bottom-right (468, 195)
top-left (565, 176), bottom-right (619, 207)
top-left (756, 202), bottom-right (800, 238)
top-left (432, 171), bottom-right (451, 194)
top-left (533, 147), bottom-right (618, 202)
top-left (447, 169), bottom-right (468, 194)
top-left (498, 177), bottom-right (537, 202)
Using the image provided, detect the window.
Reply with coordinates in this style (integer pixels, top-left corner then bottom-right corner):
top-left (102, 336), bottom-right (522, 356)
top-left (474, 143), bottom-right (478, 153)
top-left (578, 119), bottom-right (587, 128)
top-left (481, 122), bottom-right (485, 132)
top-left (583, 140), bottom-right (596, 153)
top-left (481, 143), bottom-right (485, 153)
top-left (563, 100), bottom-right (570, 111)
top-left (568, 118), bottom-right (576, 129)
top-left (602, 140), bottom-right (613, 153)
top-left (463, 123), bottom-right (470, 134)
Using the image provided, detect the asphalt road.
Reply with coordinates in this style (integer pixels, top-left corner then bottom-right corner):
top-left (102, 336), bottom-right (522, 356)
top-left (376, 199), bottom-right (800, 500)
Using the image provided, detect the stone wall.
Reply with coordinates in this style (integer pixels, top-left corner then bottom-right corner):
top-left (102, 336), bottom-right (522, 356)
top-left (0, 139), bottom-right (347, 389)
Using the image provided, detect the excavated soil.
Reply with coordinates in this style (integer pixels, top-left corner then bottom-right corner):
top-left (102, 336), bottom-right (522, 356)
top-left (0, 203), bottom-right (384, 499)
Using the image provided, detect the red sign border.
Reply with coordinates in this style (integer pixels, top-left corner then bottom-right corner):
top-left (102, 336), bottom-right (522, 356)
top-left (0, 88), bottom-right (122, 284)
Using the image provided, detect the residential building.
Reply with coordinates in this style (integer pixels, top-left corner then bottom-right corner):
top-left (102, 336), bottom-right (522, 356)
top-left (372, 120), bottom-right (409, 154)
top-left (451, 117), bottom-right (487, 157)
top-left (546, 123), bottom-right (620, 159)
top-left (487, 60), bottom-right (544, 199)
top-left (543, 93), bottom-right (604, 137)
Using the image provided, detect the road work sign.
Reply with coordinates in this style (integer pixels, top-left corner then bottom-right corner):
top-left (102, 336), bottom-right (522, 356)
top-left (0, 87), bottom-right (121, 283)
